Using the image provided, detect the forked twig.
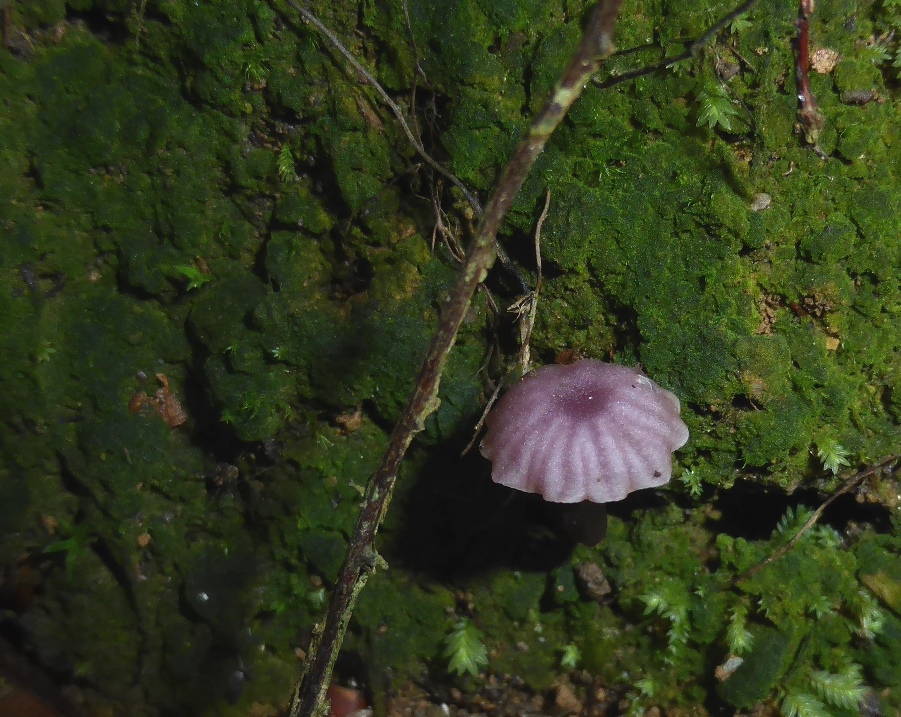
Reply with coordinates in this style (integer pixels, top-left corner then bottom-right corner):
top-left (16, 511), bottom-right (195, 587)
top-left (286, 3), bottom-right (624, 715)
top-left (461, 189), bottom-right (552, 458)
top-left (593, 0), bottom-right (758, 89)
top-left (736, 455), bottom-right (900, 584)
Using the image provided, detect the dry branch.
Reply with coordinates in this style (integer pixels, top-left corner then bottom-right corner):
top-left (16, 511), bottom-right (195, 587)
top-left (286, 3), bottom-right (624, 715)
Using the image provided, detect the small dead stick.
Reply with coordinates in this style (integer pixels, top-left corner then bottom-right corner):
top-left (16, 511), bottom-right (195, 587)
top-left (516, 189), bottom-right (551, 375)
top-left (794, 0), bottom-right (826, 152)
top-left (287, 3), bottom-right (623, 715)
top-left (735, 455), bottom-right (900, 585)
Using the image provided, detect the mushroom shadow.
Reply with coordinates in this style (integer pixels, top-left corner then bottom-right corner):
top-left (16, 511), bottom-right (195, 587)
top-left (387, 427), bottom-right (579, 583)
top-left (386, 423), bottom-right (680, 583)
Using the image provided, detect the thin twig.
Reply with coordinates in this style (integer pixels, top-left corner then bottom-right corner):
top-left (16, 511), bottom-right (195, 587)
top-left (287, 3), bottom-right (623, 715)
top-left (461, 189), bottom-right (552, 457)
top-left (516, 189), bottom-right (551, 374)
top-left (593, 0), bottom-right (758, 89)
top-left (401, 0), bottom-right (428, 85)
top-left (285, 0), bottom-right (483, 217)
top-left (285, 1), bottom-right (531, 294)
top-left (735, 455), bottom-right (900, 584)
top-left (401, 0), bottom-right (426, 147)
top-left (461, 380), bottom-right (504, 457)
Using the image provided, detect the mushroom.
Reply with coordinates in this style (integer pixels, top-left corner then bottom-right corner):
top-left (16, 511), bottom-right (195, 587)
top-left (480, 360), bottom-right (689, 541)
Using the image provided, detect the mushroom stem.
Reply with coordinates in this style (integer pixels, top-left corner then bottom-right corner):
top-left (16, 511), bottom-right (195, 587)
top-left (560, 501), bottom-right (608, 547)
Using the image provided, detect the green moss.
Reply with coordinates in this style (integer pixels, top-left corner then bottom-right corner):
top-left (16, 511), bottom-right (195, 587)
top-left (441, 90), bottom-right (519, 190)
top-left (735, 397), bottom-right (813, 468)
top-left (352, 573), bottom-right (455, 679)
top-left (540, 180), bottom-right (613, 272)
top-left (207, 356), bottom-right (296, 441)
top-left (272, 182), bottom-right (334, 234)
top-left (534, 273), bottom-right (615, 357)
top-left (833, 58), bottom-right (882, 94)
top-left (734, 335), bottom-right (792, 403)
top-left (328, 129), bottom-right (397, 211)
top-left (835, 107), bottom-right (884, 161)
top-left (165, 0), bottom-right (262, 111)
top-left (189, 274), bottom-right (268, 353)
top-left (3, 0), bottom-right (901, 714)
top-left (717, 624), bottom-right (796, 708)
top-left (799, 215), bottom-right (856, 264)
top-left (755, 93), bottom-right (797, 152)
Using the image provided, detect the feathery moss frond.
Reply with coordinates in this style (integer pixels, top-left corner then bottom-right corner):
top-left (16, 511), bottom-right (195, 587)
top-left (726, 605), bottom-right (754, 654)
top-left (782, 691), bottom-right (831, 717)
top-left (809, 664), bottom-right (866, 710)
top-left (696, 83), bottom-right (741, 131)
top-left (444, 619), bottom-right (488, 677)
top-left (816, 440), bottom-right (851, 475)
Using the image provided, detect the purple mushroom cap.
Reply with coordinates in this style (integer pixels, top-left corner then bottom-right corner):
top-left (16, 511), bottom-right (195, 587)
top-left (480, 360), bottom-right (689, 504)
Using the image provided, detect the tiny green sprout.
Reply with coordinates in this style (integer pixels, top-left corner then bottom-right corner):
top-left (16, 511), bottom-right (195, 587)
top-left (220, 408), bottom-right (238, 425)
top-left (816, 440), bottom-right (851, 475)
top-left (43, 522), bottom-right (95, 579)
top-left (635, 676), bottom-right (657, 698)
top-left (696, 84), bottom-right (741, 132)
top-left (444, 619), bottom-right (488, 677)
top-left (726, 605), bottom-right (754, 654)
top-left (641, 589), bottom-right (668, 616)
top-left (306, 586), bottom-right (327, 608)
top-left (277, 145), bottom-right (299, 183)
top-left (243, 60), bottom-right (266, 83)
top-left (35, 340), bottom-right (57, 363)
top-left (776, 505), bottom-right (812, 535)
top-left (679, 470), bottom-right (703, 498)
top-left (667, 57), bottom-right (694, 76)
top-left (861, 41), bottom-right (892, 65)
top-left (560, 643), bottom-right (580, 669)
top-left (729, 16), bottom-right (752, 34)
top-left (316, 433), bottom-right (333, 449)
top-left (807, 594), bottom-right (833, 619)
top-left (173, 265), bottom-right (211, 291)
top-left (640, 584), bottom-right (690, 659)
top-left (858, 591), bottom-right (885, 639)
top-left (860, 606), bottom-right (885, 639)
top-left (241, 395), bottom-right (264, 418)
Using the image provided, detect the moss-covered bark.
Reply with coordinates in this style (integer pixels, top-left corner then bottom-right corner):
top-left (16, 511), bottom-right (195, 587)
top-left (1, 0), bottom-right (899, 715)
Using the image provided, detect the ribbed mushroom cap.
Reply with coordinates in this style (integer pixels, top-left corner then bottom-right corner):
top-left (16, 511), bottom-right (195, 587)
top-left (480, 360), bottom-right (689, 503)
